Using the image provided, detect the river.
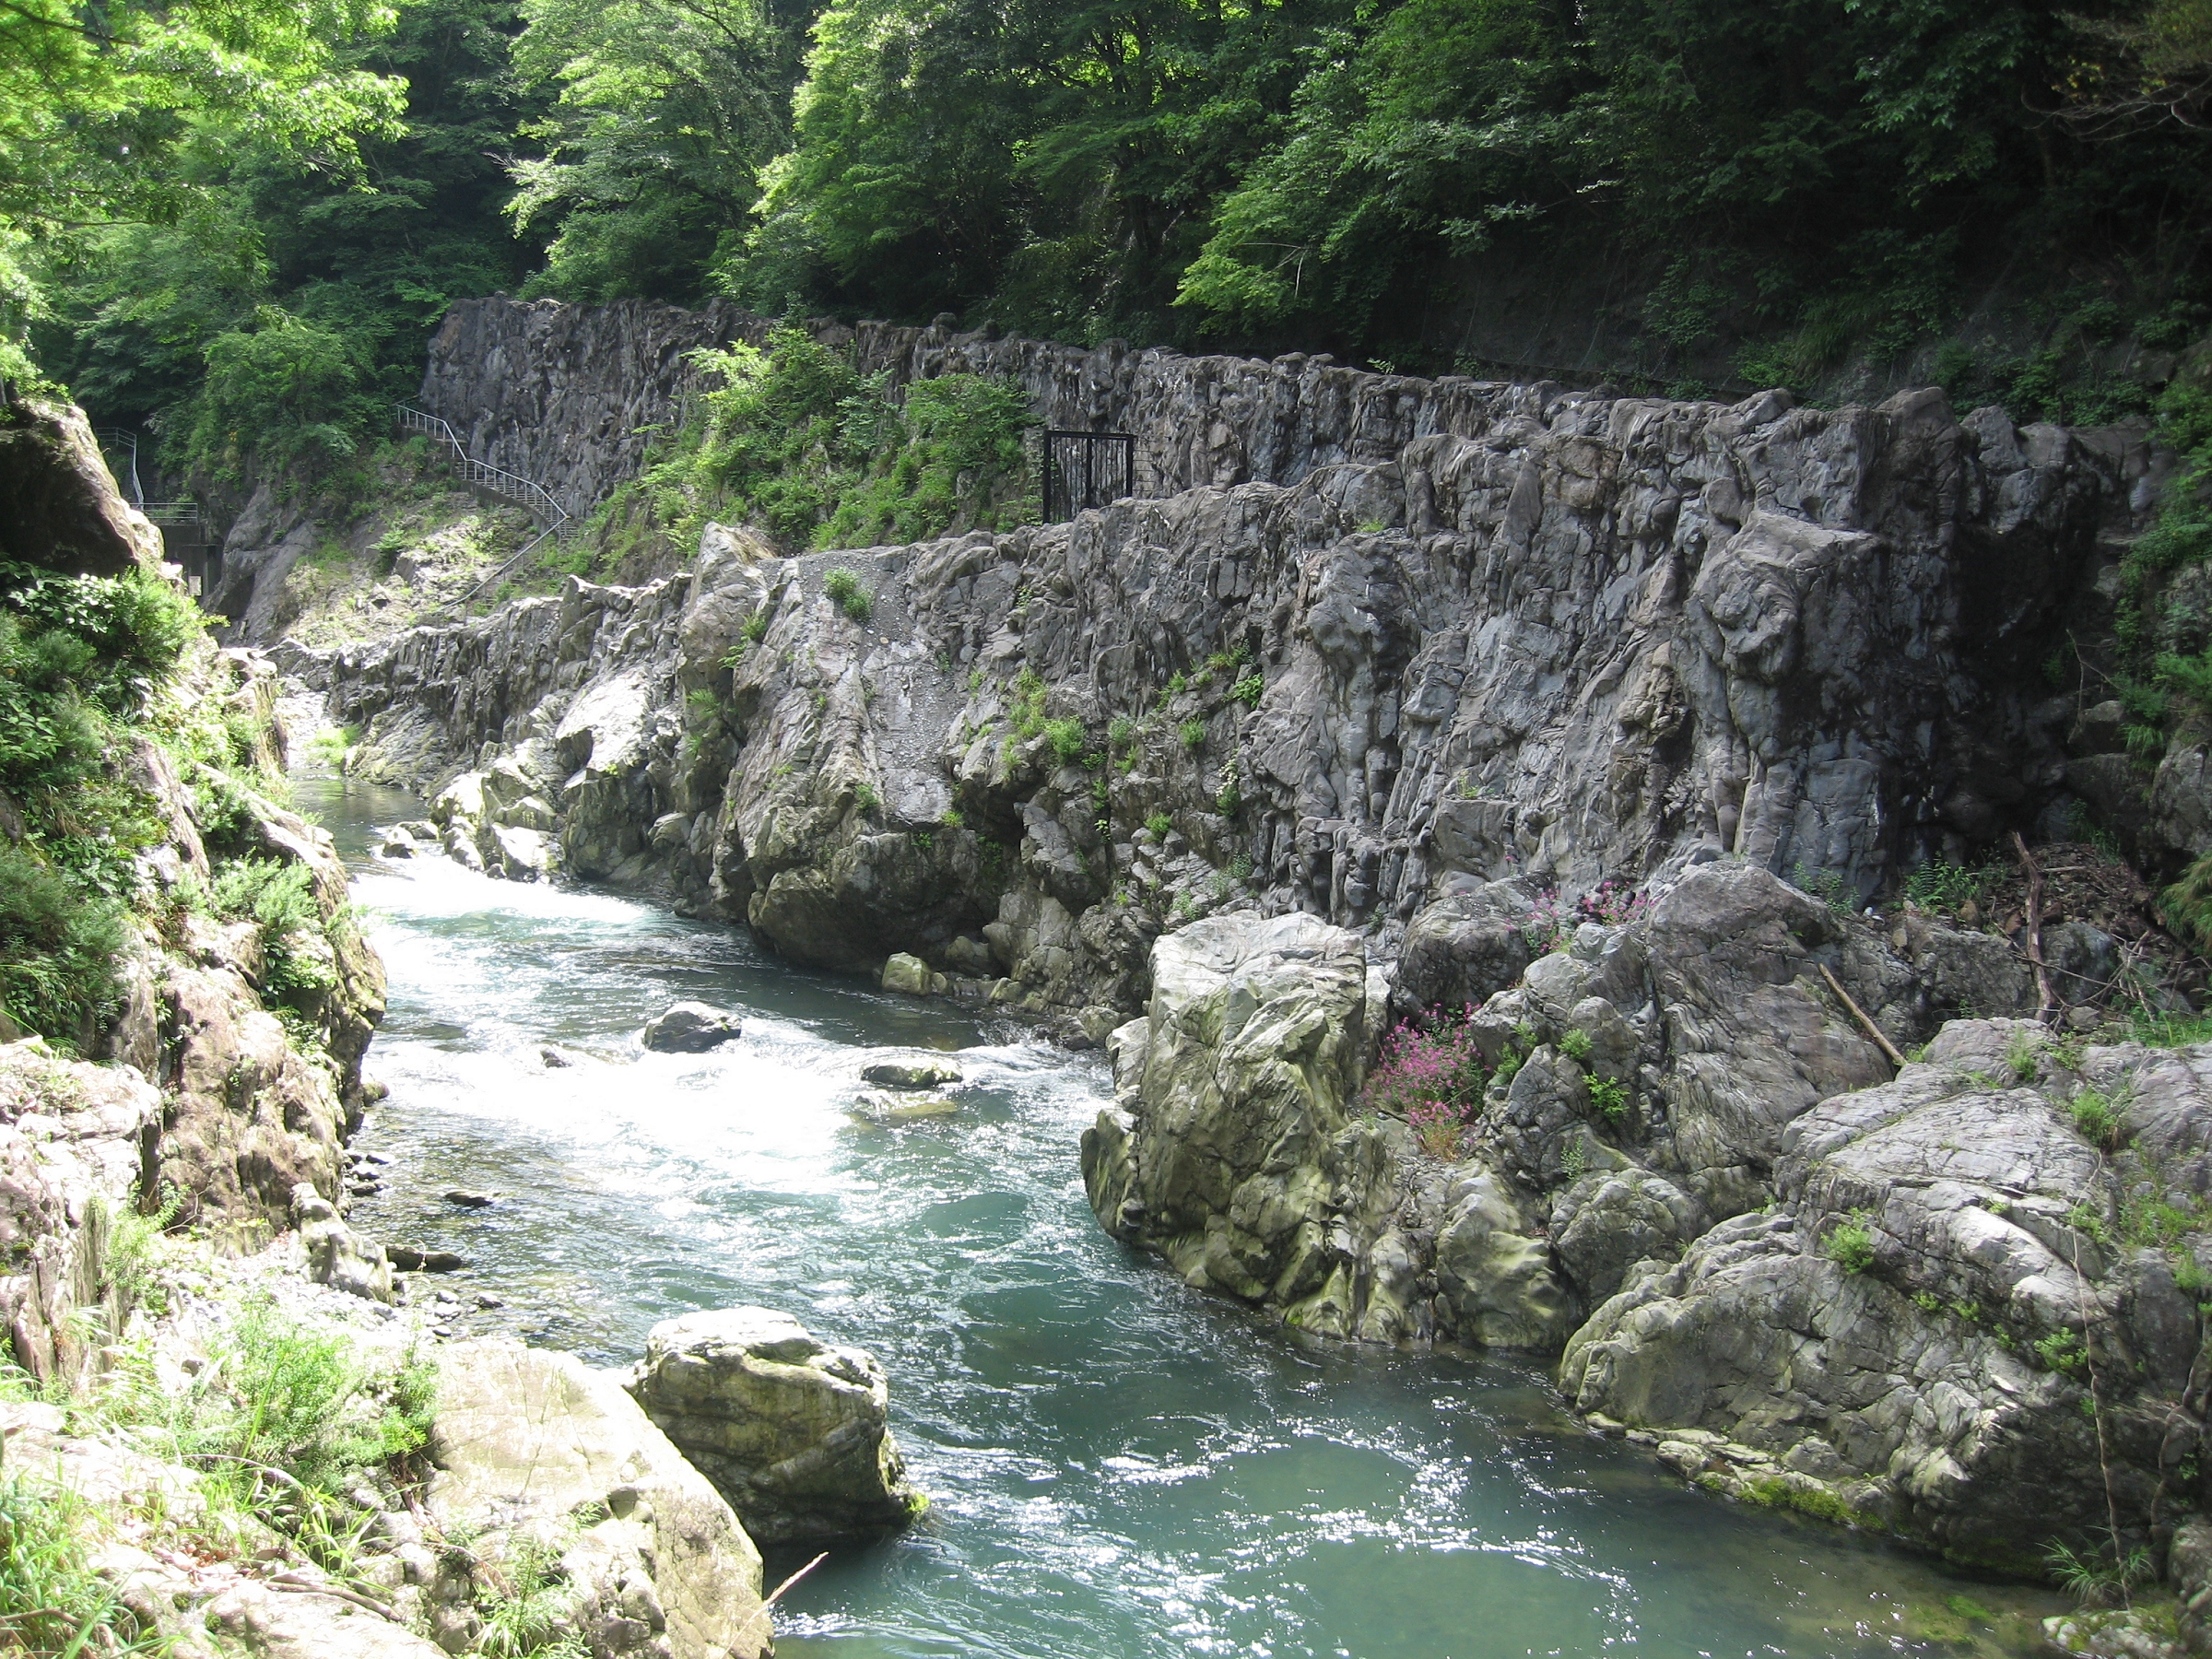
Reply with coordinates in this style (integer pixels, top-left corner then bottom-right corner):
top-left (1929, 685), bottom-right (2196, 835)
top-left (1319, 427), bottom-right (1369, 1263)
top-left (300, 772), bottom-right (2063, 1659)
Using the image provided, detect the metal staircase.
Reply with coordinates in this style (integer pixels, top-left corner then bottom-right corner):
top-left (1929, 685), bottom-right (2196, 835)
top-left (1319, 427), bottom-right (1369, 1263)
top-left (394, 404), bottom-right (571, 600)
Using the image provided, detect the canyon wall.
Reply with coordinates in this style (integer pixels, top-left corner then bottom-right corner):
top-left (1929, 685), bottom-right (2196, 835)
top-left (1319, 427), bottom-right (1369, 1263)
top-left (334, 307), bottom-right (2147, 1020)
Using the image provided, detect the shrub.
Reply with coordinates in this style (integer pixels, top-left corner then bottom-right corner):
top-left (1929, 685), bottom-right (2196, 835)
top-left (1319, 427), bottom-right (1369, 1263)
top-left (1145, 812), bottom-right (1172, 839)
top-left (823, 568), bottom-right (872, 622)
top-left (1573, 877), bottom-right (1651, 928)
top-left (1559, 1028), bottom-right (1594, 1064)
top-left (1230, 673), bottom-right (1264, 710)
top-left (1179, 718), bottom-right (1206, 748)
top-left (2034, 1329), bottom-right (2089, 1378)
top-left (0, 842), bottom-right (127, 1045)
top-left (853, 780), bottom-right (878, 814)
top-left (940, 806), bottom-right (964, 829)
top-left (2068, 1085), bottom-right (2129, 1150)
top-left (1109, 714), bottom-right (1135, 747)
top-left (1044, 717), bottom-right (1088, 762)
top-left (1587, 1074), bottom-right (1630, 1124)
top-left (1824, 1216), bottom-right (1877, 1274)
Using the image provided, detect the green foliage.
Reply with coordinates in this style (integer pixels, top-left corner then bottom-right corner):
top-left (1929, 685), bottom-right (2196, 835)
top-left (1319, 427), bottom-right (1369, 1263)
top-left (1043, 718), bottom-right (1088, 763)
top-left (2006, 1030), bottom-right (2042, 1082)
top-left (823, 568), bottom-right (873, 622)
top-left (2035, 1329), bottom-right (2090, 1377)
top-left (476, 1529), bottom-right (589, 1658)
top-left (2047, 1537), bottom-right (2155, 1607)
top-left (589, 331), bottom-right (1034, 563)
top-left (1559, 1028), bottom-right (1594, 1065)
top-left (0, 1475), bottom-right (168, 1654)
top-left (2068, 1084), bottom-right (2130, 1151)
top-left (853, 779), bottom-right (878, 814)
top-left (940, 806), bottom-right (963, 829)
top-left (0, 0), bottom-right (406, 378)
top-left (1904, 859), bottom-right (1998, 916)
top-left (1230, 672), bottom-right (1264, 710)
top-left (1587, 1074), bottom-right (1630, 1124)
top-left (1179, 718), bottom-right (1206, 749)
top-left (1109, 714), bottom-right (1135, 747)
top-left (0, 566), bottom-right (220, 1045)
top-left (510, 0), bottom-right (802, 306)
top-left (1824, 1214), bottom-right (1877, 1275)
top-left (2164, 848), bottom-right (2212, 956)
top-left (1145, 812), bottom-right (1172, 839)
top-left (1791, 862), bottom-right (1855, 916)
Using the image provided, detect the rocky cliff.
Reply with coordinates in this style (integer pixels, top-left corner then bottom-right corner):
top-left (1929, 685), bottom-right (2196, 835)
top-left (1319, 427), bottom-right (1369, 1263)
top-left (324, 306), bottom-right (2149, 1023)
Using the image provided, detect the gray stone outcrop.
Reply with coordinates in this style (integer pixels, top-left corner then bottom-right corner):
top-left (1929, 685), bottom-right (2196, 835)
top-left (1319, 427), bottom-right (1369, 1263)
top-left (321, 337), bottom-right (2137, 1025)
top-left (629, 1306), bottom-right (923, 1544)
top-left (428, 1336), bottom-right (771, 1658)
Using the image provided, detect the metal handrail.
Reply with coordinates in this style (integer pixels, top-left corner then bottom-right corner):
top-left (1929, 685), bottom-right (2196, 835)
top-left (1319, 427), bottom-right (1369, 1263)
top-left (94, 426), bottom-right (144, 509)
top-left (394, 403), bottom-right (572, 602)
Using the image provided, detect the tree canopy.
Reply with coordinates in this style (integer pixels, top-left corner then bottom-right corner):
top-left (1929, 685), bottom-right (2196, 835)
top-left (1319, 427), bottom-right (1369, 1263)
top-left (13, 0), bottom-right (2212, 470)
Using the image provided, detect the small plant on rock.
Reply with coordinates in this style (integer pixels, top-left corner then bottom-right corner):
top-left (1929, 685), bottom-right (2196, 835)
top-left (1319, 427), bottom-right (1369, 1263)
top-left (1230, 672), bottom-right (1264, 710)
top-left (1587, 1074), bottom-right (1630, 1124)
top-left (2006, 1029), bottom-right (2042, 1082)
top-left (1573, 877), bottom-right (1651, 928)
top-left (1044, 717), bottom-right (1088, 763)
top-left (1559, 1028), bottom-right (1594, 1064)
top-left (1824, 1214), bottom-right (1877, 1274)
top-left (1145, 812), bottom-right (1172, 839)
top-left (823, 568), bottom-right (872, 622)
top-left (2069, 1084), bottom-right (2130, 1150)
top-left (2046, 1536), bottom-right (2154, 1608)
top-left (1179, 718), bottom-right (1206, 748)
top-left (2035, 1328), bottom-right (2089, 1377)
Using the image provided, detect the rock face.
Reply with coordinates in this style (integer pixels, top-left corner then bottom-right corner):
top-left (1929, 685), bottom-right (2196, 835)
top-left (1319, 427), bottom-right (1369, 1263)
top-left (1082, 912), bottom-right (1423, 1338)
top-left (0, 1040), bottom-right (163, 1385)
top-left (1564, 1018), bottom-right (2212, 1572)
top-left (322, 296), bottom-right (2148, 1026)
top-left (429, 1337), bottom-right (771, 1659)
top-left (0, 390), bottom-right (164, 578)
top-left (640, 1002), bottom-right (742, 1053)
top-left (629, 1307), bottom-right (924, 1545)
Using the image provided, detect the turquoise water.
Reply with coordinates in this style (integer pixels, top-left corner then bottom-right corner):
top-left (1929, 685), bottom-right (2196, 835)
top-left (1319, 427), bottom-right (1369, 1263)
top-left (301, 774), bottom-right (2059, 1658)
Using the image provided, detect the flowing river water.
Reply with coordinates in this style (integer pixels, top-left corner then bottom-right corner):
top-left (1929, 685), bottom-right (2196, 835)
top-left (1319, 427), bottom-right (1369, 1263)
top-left (300, 772), bottom-right (2067, 1658)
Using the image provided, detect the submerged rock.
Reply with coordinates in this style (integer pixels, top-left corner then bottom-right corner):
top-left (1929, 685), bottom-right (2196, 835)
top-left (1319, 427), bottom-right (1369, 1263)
top-left (640, 1002), bottom-right (743, 1053)
top-left (859, 1055), bottom-right (962, 1088)
top-left (429, 1337), bottom-right (770, 1658)
top-left (629, 1306), bottom-right (924, 1545)
top-left (845, 1091), bottom-right (959, 1125)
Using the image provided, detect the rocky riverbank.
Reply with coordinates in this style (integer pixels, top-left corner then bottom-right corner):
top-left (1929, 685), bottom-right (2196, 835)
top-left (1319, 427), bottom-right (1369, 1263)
top-left (0, 390), bottom-right (924, 1658)
top-left (229, 296), bottom-right (2212, 1639)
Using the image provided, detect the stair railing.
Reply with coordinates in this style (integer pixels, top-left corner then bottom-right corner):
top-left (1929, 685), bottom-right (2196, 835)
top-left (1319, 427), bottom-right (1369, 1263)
top-left (394, 404), bottom-right (573, 602)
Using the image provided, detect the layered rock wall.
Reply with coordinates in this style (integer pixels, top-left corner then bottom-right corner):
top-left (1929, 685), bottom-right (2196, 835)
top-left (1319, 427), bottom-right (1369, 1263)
top-left (330, 344), bottom-right (2137, 1027)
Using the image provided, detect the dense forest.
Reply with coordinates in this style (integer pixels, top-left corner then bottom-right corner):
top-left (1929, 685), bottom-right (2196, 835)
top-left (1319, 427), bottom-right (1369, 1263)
top-left (7, 0), bottom-right (2212, 482)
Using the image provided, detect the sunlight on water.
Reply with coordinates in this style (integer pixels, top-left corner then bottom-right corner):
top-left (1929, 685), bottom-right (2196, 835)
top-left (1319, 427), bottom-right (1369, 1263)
top-left (300, 774), bottom-right (2065, 1659)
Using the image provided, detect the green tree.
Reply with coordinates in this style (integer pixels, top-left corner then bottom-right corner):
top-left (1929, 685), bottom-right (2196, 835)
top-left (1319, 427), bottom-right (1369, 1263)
top-left (509, 0), bottom-right (809, 301)
top-left (0, 0), bottom-right (407, 382)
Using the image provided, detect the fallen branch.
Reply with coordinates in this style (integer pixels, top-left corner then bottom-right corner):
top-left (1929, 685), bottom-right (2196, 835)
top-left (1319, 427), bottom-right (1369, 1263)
top-left (267, 1579), bottom-right (402, 1621)
top-left (2014, 831), bottom-right (2062, 1026)
top-left (1818, 961), bottom-right (1907, 1069)
top-left (735, 1551), bottom-right (828, 1641)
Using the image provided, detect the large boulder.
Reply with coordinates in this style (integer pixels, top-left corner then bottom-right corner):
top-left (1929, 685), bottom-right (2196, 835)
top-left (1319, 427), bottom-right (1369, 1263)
top-left (290, 1182), bottom-right (392, 1304)
top-left (428, 1338), bottom-right (770, 1659)
top-left (1562, 1028), bottom-right (2212, 1571)
top-left (1079, 912), bottom-right (1423, 1341)
top-left (640, 1002), bottom-right (743, 1053)
top-left (0, 392), bottom-right (163, 578)
top-left (629, 1307), bottom-right (924, 1544)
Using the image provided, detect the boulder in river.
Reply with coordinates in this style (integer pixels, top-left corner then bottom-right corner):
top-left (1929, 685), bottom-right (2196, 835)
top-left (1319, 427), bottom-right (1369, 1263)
top-left (880, 953), bottom-right (932, 995)
top-left (859, 1056), bottom-right (962, 1088)
top-left (641, 1001), bottom-right (744, 1053)
top-left (629, 1306), bottom-right (925, 1544)
top-left (429, 1337), bottom-right (770, 1658)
